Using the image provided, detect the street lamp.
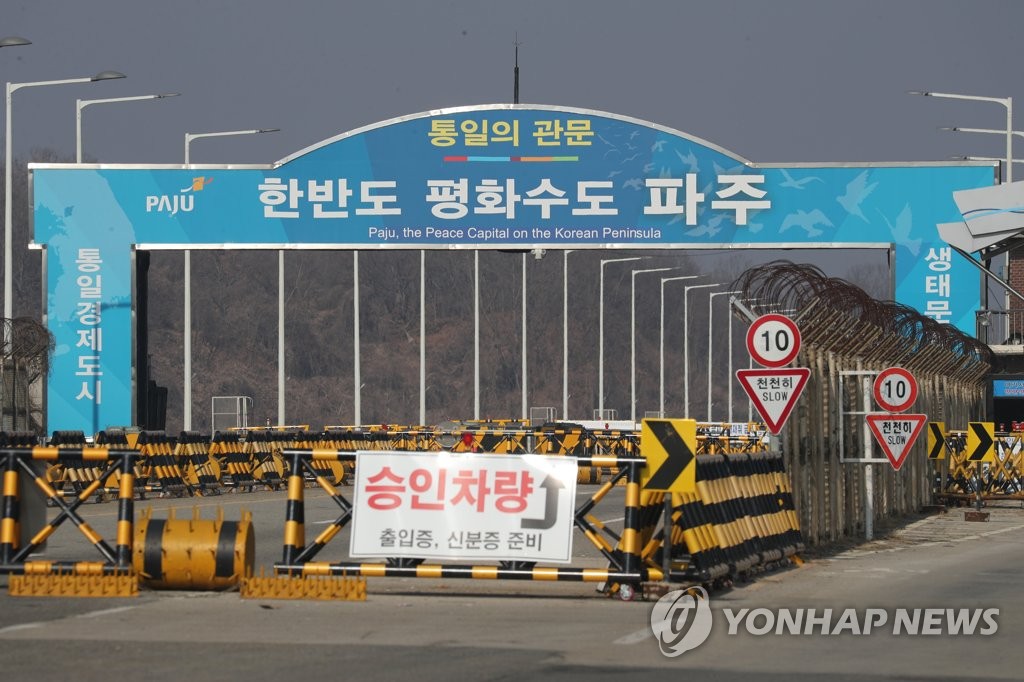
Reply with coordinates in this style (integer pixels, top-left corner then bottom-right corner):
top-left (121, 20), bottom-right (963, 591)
top-left (911, 90), bottom-right (1013, 182)
top-left (598, 257), bottom-right (642, 418)
top-left (683, 283), bottom-right (720, 417)
top-left (5, 69), bottom-right (124, 337)
top-left (631, 266), bottom-right (675, 422)
top-left (659, 275), bottom-right (700, 416)
top-left (76, 93), bottom-right (179, 162)
top-left (183, 127), bottom-right (279, 430)
top-left (707, 290), bottom-right (741, 421)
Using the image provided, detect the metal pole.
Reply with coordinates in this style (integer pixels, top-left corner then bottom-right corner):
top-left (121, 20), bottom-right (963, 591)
top-left (521, 253), bottom-right (527, 419)
top-left (6, 73), bottom-right (112, 337)
top-left (660, 281), bottom-right (666, 418)
top-left (683, 283), bottom-right (720, 417)
top-left (631, 267), bottom-right (673, 423)
top-left (863, 372), bottom-right (874, 540)
top-left (184, 250), bottom-right (191, 430)
top-left (707, 291), bottom-right (741, 421)
top-left (4, 83), bottom-right (12, 330)
top-left (183, 126), bottom-right (277, 431)
top-left (728, 302), bottom-right (734, 423)
top-left (278, 250), bottom-right (285, 426)
top-left (420, 250), bottom-right (425, 425)
top-left (562, 250), bottom-right (572, 420)
top-left (76, 93), bottom-right (178, 163)
top-left (1007, 99), bottom-right (1013, 184)
top-left (474, 251), bottom-right (480, 420)
top-left (353, 251), bottom-right (361, 425)
top-left (661, 275), bottom-right (701, 416)
top-left (599, 257), bottom-right (641, 417)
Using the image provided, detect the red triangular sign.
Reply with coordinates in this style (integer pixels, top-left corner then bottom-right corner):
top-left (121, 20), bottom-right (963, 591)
top-left (735, 368), bottom-right (811, 434)
top-left (865, 414), bottom-right (928, 471)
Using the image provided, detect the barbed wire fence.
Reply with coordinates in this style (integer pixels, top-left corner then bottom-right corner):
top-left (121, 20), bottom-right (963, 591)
top-left (1, 317), bottom-right (54, 433)
top-left (733, 261), bottom-right (991, 544)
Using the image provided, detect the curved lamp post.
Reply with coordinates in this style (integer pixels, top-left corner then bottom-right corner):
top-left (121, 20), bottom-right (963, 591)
top-left (183, 128), bottom-right (279, 430)
top-left (682, 282), bottom-right (720, 416)
top-left (5, 69), bottom-right (125, 339)
top-left (76, 93), bottom-right (179, 162)
top-left (707, 290), bottom-right (741, 421)
top-left (659, 275), bottom-right (700, 416)
top-left (598, 257), bottom-right (641, 418)
top-left (630, 266), bottom-right (675, 422)
top-left (911, 90), bottom-right (1012, 182)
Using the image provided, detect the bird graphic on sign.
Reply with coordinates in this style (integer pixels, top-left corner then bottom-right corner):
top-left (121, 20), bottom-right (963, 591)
top-left (686, 214), bottom-right (726, 238)
top-left (837, 170), bottom-right (878, 222)
top-left (879, 204), bottom-right (920, 256)
top-left (623, 177), bottom-right (644, 190)
top-left (779, 169), bottom-right (823, 189)
top-left (780, 209), bottom-right (833, 237)
top-left (675, 149), bottom-right (700, 173)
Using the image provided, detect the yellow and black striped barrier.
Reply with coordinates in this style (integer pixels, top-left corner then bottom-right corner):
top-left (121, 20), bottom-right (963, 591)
top-left (213, 430), bottom-right (258, 490)
top-left (177, 431), bottom-right (221, 494)
top-left (940, 428), bottom-right (1024, 501)
top-left (1, 444), bottom-right (138, 596)
top-left (612, 450), bottom-right (803, 589)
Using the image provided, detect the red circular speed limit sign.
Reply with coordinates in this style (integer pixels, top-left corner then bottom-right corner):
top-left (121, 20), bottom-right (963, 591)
top-left (873, 367), bottom-right (918, 413)
top-left (746, 314), bottom-right (801, 367)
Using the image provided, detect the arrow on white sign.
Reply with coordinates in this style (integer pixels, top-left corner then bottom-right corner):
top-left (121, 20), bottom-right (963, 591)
top-left (735, 368), bottom-right (811, 434)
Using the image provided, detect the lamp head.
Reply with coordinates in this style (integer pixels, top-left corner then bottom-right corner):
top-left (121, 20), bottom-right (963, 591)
top-left (91, 71), bottom-right (126, 82)
top-left (0, 36), bottom-right (31, 48)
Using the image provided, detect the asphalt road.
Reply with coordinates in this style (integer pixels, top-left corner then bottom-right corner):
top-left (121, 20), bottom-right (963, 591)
top-left (1, 488), bottom-right (1021, 682)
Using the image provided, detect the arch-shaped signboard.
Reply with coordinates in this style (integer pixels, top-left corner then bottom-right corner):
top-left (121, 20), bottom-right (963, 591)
top-left (30, 104), bottom-right (993, 433)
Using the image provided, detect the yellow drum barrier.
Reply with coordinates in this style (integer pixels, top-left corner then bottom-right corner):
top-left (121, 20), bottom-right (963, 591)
top-left (133, 507), bottom-right (254, 590)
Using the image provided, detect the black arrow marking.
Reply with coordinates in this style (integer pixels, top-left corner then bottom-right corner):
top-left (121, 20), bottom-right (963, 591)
top-left (521, 474), bottom-right (565, 530)
top-left (928, 423), bottom-right (945, 459)
top-left (968, 422), bottom-right (993, 461)
top-left (644, 420), bottom-right (695, 490)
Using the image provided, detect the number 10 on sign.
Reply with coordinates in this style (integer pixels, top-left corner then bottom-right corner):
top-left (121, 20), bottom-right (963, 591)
top-left (746, 314), bottom-right (801, 367)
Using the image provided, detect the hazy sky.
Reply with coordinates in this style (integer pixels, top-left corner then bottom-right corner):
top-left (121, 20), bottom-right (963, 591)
top-left (3, 1), bottom-right (1023, 168)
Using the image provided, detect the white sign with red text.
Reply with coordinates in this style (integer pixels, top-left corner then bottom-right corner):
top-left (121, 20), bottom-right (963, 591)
top-left (350, 451), bottom-right (578, 563)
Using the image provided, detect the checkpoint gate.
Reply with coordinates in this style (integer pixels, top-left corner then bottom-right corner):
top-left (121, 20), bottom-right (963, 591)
top-left (257, 447), bottom-right (803, 599)
top-left (30, 105), bottom-right (995, 436)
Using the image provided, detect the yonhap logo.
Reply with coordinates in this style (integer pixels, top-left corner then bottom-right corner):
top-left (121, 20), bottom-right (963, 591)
top-left (650, 586), bottom-right (713, 657)
top-left (648, 590), bottom-right (1000, 658)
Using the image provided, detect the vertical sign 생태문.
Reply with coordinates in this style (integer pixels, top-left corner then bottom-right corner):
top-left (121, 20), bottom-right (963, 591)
top-left (350, 451), bottom-right (578, 563)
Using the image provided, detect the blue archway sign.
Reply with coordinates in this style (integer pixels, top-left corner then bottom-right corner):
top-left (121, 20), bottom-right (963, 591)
top-left (31, 104), bottom-right (993, 434)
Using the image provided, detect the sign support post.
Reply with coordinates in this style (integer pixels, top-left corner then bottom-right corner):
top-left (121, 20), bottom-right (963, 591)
top-left (862, 372), bottom-right (874, 541)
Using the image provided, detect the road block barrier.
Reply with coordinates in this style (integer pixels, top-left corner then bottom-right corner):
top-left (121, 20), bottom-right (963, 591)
top-left (270, 449), bottom-right (659, 591)
top-left (261, 447), bottom-right (801, 599)
top-left (213, 431), bottom-right (258, 490)
top-left (2, 443), bottom-right (138, 597)
top-left (134, 507), bottom-right (253, 590)
top-left (940, 428), bottom-right (1024, 502)
top-left (244, 430), bottom-right (285, 489)
top-left (137, 431), bottom-right (189, 496)
top-left (177, 431), bottom-right (222, 494)
top-left (621, 451), bottom-right (803, 588)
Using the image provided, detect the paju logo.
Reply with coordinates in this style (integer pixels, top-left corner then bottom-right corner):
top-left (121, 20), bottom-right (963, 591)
top-left (145, 176), bottom-right (214, 215)
top-left (650, 586), bottom-right (714, 657)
